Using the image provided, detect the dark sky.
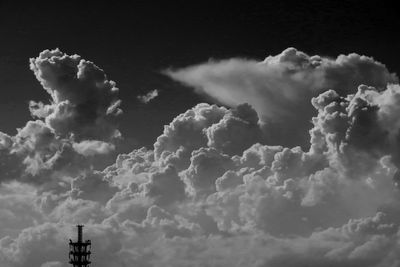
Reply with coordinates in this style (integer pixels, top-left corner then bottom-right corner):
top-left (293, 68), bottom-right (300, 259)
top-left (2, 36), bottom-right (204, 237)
top-left (1, 0), bottom-right (399, 148)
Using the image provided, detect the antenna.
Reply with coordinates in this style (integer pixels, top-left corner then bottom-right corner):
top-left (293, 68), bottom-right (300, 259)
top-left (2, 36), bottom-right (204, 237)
top-left (69, 225), bottom-right (92, 267)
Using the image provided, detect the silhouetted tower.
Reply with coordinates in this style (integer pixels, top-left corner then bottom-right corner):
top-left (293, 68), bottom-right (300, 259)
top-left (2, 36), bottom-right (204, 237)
top-left (69, 225), bottom-right (91, 267)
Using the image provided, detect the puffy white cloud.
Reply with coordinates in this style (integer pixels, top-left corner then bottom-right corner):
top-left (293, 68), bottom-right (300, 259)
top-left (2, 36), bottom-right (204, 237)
top-left (11, 120), bottom-right (63, 176)
top-left (142, 165), bottom-right (186, 206)
top-left (70, 170), bottom-right (118, 204)
top-left (183, 147), bottom-right (234, 196)
top-left (0, 49), bottom-right (122, 185)
top-left (309, 84), bottom-right (400, 180)
top-left (206, 103), bottom-right (262, 156)
top-left (154, 103), bottom-right (227, 165)
top-left (154, 103), bottom-right (263, 177)
top-left (29, 48), bottom-right (122, 142)
top-left (166, 48), bottom-right (398, 147)
top-left (103, 147), bottom-right (155, 188)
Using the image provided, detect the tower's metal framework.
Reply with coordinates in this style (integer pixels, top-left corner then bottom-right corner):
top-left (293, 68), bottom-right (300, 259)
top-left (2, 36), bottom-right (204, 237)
top-left (69, 225), bottom-right (91, 267)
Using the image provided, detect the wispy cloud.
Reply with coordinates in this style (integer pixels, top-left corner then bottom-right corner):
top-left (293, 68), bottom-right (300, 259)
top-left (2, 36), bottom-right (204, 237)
top-left (137, 89), bottom-right (159, 103)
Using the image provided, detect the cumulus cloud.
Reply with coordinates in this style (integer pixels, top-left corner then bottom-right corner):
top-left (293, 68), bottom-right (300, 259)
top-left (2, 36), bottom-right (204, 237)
top-left (137, 89), bottom-right (159, 103)
top-left (0, 49), bottom-right (122, 184)
top-left (166, 48), bottom-right (398, 147)
top-left (29, 48), bottom-right (122, 141)
top-left (154, 102), bottom-right (263, 173)
top-left (2, 48), bottom-right (400, 267)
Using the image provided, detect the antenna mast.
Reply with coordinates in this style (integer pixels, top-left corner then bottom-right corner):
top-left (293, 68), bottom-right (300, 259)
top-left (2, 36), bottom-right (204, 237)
top-left (69, 225), bottom-right (92, 267)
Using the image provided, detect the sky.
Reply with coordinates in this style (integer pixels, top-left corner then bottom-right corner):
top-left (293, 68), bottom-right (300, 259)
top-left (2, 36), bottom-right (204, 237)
top-left (1, 1), bottom-right (400, 267)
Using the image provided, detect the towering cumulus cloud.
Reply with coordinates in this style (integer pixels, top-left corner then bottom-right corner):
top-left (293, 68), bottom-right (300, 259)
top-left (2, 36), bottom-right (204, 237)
top-left (166, 48), bottom-right (398, 147)
top-left (1, 48), bottom-right (400, 267)
top-left (29, 48), bottom-right (122, 141)
top-left (0, 49), bottom-right (121, 184)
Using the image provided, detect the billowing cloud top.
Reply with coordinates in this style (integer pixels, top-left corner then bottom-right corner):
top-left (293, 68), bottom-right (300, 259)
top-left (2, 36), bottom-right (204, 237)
top-left (0, 49), bottom-right (121, 183)
top-left (1, 48), bottom-right (400, 267)
top-left (166, 48), bottom-right (398, 147)
top-left (29, 48), bottom-right (122, 141)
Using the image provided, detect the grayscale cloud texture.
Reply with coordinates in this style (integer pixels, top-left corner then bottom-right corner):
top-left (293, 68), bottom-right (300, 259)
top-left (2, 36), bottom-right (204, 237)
top-left (137, 89), bottom-right (159, 104)
top-left (166, 48), bottom-right (398, 147)
top-left (1, 48), bottom-right (400, 267)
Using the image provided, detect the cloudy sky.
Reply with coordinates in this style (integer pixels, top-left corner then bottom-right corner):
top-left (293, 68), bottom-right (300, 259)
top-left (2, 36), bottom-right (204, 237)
top-left (1, 1), bottom-right (400, 267)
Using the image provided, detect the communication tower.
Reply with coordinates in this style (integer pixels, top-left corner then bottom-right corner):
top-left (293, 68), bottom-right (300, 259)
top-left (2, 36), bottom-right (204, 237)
top-left (69, 225), bottom-right (91, 267)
